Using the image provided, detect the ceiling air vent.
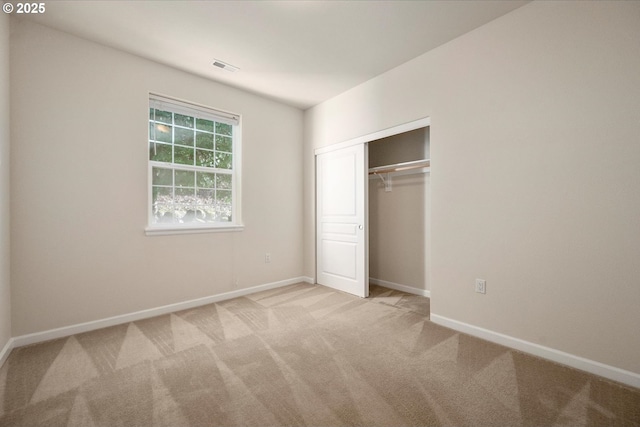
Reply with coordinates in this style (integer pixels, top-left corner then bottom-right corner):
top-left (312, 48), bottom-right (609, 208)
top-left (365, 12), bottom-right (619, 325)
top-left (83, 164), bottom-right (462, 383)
top-left (212, 59), bottom-right (239, 72)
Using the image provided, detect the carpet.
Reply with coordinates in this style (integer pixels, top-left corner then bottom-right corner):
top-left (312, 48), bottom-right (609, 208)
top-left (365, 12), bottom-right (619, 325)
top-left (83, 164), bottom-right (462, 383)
top-left (1, 283), bottom-right (638, 426)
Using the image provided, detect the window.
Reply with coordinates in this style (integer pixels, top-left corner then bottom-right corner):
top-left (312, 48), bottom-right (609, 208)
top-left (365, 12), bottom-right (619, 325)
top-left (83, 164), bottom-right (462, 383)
top-left (146, 94), bottom-right (242, 235)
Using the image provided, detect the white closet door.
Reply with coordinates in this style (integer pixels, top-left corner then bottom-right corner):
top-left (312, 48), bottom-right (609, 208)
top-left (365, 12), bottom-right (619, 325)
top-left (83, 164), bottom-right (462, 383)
top-left (316, 143), bottom-right (368, 298)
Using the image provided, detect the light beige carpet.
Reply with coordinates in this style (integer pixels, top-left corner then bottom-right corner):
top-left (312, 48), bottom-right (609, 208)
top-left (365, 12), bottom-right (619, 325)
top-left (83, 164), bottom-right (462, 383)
top-left (1, 283), bottom-right (638, 426)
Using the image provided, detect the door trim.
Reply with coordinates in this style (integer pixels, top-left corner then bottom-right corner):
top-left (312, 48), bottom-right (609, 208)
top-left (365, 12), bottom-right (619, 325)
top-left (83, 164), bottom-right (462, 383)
top-left (313, 117), bottom-right (431, 156)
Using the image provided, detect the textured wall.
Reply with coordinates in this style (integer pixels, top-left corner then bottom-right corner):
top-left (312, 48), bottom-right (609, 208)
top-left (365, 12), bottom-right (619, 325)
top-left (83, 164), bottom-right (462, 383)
top-left (0, 14), bottom-right (11, 353)
top-left (10, 19), bottom-right (304, 335)
top-left (304, 2), bottom-right (640, 373)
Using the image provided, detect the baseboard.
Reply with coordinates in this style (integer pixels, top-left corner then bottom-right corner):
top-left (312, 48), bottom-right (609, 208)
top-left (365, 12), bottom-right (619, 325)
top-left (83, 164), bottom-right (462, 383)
top-left (301, 276), bottom-right (315, 284)
top-left (0, 337), bottom-right (14, 368)
top-left (430, 313), bottom-right (640, 390)
top-left (370, 277), bottom-right (430, 298)
top-left (12, 276), bottom-right (310, 349)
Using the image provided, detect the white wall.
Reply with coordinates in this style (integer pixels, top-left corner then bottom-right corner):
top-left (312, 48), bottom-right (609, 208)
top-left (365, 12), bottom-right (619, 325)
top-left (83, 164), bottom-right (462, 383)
top-left (304, 1), bottom-right (640, 374)
top-left (369, 128), bottom-right (430, 291)
top-left (10, 19), bottom-right (304, 336)
top-left (0, 14), bottom-right (11, 353)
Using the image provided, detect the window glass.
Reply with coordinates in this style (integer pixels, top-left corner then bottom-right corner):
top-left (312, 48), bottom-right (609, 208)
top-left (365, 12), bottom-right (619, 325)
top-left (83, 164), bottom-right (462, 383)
top-left (148, 96), bottom-right (239, 229)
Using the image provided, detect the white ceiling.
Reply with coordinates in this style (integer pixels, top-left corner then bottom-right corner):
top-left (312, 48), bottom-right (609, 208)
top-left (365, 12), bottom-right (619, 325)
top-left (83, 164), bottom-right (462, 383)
top-left (23, 0), bottom-right (530, 109)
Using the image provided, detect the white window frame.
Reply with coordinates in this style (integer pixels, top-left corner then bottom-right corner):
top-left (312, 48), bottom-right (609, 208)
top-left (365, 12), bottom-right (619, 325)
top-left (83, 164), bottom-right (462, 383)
top-left (145, 93), bottom-right (243, 236)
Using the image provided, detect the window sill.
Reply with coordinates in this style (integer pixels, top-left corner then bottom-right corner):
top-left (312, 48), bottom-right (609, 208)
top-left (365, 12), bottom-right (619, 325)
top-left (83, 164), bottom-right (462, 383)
top-left (145, 224), bottom-right (244, 236)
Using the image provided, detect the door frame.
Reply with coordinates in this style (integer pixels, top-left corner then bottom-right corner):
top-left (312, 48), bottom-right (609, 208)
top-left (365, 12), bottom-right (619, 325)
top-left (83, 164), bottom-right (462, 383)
top-left (314, 117), bottom-right (431, 293)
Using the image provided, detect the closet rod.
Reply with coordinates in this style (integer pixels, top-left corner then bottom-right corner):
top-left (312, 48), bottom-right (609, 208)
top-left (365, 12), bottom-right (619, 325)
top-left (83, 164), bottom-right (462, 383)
top-left (368, 159), bottom-right (430, 175)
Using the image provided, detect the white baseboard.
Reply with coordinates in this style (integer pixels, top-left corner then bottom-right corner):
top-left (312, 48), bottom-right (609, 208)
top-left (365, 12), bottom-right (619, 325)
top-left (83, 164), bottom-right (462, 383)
top-left (430, 313), bottom-right (640, 390)
top-left (0, 337), bottom-right (14, 368)
top-left (370, 277), bottom-right (430, 298)
top-left (301, 276), bottom-right (315, 284)
top-left (11, 276), bottom-right (310, 350)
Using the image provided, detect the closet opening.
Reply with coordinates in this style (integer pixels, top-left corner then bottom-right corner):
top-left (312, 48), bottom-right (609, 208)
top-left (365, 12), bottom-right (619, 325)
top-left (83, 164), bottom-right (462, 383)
top-left (367, 126), bottom-right (431, 316)
top-left (314, 116), bottom-right (430, 306)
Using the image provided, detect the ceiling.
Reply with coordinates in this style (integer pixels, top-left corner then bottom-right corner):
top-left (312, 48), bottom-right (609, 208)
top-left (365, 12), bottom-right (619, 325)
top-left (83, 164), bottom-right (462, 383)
top-left (23, 0), bottom-right (530, 109)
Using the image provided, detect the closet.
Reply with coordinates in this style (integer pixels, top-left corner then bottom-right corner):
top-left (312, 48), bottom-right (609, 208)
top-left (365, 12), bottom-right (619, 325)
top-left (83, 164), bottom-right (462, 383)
top-left (368, 126), bottom-right (430, 297)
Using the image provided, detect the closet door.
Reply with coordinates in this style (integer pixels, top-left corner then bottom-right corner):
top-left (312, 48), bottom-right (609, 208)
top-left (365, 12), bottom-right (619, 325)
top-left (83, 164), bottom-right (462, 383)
top-left (316, 143), bottom-right (368, 298)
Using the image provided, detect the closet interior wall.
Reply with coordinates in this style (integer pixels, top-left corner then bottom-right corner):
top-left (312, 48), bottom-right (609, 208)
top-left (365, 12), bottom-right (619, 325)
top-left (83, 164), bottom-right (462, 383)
top-left (368, 127), bottom-right (431, 295)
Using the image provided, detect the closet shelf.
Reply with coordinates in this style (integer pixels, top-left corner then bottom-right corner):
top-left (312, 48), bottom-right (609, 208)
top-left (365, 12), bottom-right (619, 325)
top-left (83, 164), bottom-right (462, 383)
top-left (368, 159), bottom-right (430, 175)
top-left (368, 159), bottom-right (430, 192)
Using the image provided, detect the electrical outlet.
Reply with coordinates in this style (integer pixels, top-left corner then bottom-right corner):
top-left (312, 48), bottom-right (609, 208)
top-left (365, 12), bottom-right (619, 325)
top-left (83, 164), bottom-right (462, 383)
top-left (475, 279), bottom-right (486, 294)
top-left (265, 253), bottom-right (271, 263)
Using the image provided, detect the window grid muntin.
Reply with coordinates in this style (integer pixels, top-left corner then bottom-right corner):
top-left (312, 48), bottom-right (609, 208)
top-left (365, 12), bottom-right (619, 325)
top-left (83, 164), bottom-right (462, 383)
top-left (149, 106), bottom-right (236, 226)
top-left (149, 109), bottom-right (233, 170)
